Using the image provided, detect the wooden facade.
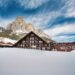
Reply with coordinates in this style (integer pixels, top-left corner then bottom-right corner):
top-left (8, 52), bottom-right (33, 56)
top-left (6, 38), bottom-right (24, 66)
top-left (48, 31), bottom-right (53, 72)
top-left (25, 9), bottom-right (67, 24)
top-left (53, 42), bottom-right (75, 52)
top-left (0, 31), bottom-right (75, 52)
top-left (0, 42), bottom-right (13, 47)
top-left (13, 31), bottom-right (52, 51)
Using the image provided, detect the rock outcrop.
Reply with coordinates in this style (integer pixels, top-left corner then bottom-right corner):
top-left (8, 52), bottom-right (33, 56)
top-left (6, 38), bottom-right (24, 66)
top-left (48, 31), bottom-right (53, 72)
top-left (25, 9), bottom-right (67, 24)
top-left (6, 16), bottom-right (52, 41)
top-left (7, 16), bottom-right (35, 34)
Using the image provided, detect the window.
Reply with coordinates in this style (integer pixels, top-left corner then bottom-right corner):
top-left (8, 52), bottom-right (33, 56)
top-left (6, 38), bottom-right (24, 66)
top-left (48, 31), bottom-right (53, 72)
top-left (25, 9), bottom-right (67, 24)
top-left (22, 44), bottom-right (25, 47)
top-left (31, 45), bottom-right (36, 49)
top-left (60, 46), bottom-right (65, 49)
top-left (18, 44), bottom-right (20, 47)
top-left (39, 41), bottom-right (42, 43)
top-left (42, 47), bottom-right (45, 50)
top-left (26, 41), bottom-right (28, 43)
top-left (30, 40), bottom-right (34, 43)
top-left (22, 41), bottom-right (25, 44)
top-left (35, 40), bottom-right (38, 43)
top-left (30, 34), bottom-right (34, 36)
top-left (35, 37), bottom-right (38, 40)
top-left (72, 46), bottom-right (75, 49)
top-left (47, 47), bottom-right (50, 50)
top-left (45, 44), bottom-right (47, 46)
top-left (67, 46), bottom-right (71, 49)
top-left (20, 44), bottom-right (23, 47)
top-left (27, 37), bottom-right (29, 39)
top-left (48, 44), bottom-right (51, 47)
top-left (30, 37), bottom-right (34, 40)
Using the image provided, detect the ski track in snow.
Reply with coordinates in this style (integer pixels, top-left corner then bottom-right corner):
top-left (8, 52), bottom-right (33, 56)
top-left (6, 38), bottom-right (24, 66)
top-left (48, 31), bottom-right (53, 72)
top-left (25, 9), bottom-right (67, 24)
top-left (0, 48), bottom-right (75, 75)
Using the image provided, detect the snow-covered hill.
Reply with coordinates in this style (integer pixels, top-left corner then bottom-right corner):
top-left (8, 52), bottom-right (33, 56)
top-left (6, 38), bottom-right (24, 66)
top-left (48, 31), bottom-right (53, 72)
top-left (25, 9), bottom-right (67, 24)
top-left (0, 48), bottom-right (75, 75)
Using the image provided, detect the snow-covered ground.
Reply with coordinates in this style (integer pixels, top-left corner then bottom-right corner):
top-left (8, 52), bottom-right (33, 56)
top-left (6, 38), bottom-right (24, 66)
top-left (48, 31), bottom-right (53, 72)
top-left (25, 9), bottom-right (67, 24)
top-left (0, 37), bottom-right (17, 44)
top-left (0, 48), bottom-right (75, 75)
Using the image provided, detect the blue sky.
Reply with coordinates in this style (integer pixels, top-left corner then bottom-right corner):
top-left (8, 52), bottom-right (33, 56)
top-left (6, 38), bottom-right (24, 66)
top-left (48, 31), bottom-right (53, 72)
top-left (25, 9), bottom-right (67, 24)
top-left (0, 0), bottom-right (75, 42)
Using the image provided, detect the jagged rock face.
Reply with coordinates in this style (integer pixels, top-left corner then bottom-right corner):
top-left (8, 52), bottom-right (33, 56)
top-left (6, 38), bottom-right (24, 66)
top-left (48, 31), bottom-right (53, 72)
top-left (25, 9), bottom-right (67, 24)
top-left (25, 23), bottom-right (35, 31)
top-left (7, 17), bottom-right (26, 33)
top-left (7, 16), bottom-right (35, 34)
top-left (6, 16), bottom-right (52, 41)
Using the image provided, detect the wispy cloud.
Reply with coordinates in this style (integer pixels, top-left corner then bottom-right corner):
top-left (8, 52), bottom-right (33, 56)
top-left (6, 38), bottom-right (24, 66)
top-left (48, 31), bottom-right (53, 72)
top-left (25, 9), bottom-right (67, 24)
top-left (17, 0), bottom-right (49, 9)
top-left (44, 23), bottom-right (75, 42)
top-left (26, 11), bottom-right (62, 29)
top-left (52, 35), bottom-right (75, 42)
top-left (0, 18), bottom-right (14, 28)
top-left (65, 0), bottom-right (75, 17)
top-left (44, 24), bottom-right (75, 37)
top-left (0, 0), bottom-right (11, 7)
top-left (0, 0), bottom-right (75, 42)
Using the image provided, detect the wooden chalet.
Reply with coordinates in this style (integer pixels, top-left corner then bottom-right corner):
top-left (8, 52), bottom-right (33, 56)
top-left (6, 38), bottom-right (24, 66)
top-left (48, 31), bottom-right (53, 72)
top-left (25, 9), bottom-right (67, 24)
top-left (0, 31), bottom-right (75, 52)
top-left (53, 42), bottom-right (75, 52)
top-left (13, 31), bottom-right (53, 51)
top-left (0, 42), bottom-right (13, 47)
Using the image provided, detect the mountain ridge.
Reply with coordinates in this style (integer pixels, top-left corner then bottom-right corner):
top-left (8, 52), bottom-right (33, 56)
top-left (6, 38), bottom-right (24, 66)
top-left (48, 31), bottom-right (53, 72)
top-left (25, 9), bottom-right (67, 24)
top-left (0, 16), bottom-right (53, 43)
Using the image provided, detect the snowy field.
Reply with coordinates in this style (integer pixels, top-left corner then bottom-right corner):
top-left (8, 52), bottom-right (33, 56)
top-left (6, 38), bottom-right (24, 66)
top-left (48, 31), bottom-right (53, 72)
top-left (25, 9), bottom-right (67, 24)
top-left (0, 48), bottom-right (75, 75)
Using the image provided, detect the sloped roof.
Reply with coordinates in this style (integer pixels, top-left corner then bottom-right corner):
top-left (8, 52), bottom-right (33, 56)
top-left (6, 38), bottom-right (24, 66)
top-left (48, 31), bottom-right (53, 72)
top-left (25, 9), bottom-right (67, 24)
top-left (31, 31), bottom-right (53, 43)
top-left (14, 31), bottom-right (53, 46)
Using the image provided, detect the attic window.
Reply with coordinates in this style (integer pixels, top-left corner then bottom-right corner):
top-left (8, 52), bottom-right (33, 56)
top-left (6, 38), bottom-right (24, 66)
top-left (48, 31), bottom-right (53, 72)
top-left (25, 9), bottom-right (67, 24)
top-left (35, 37), bottom-right (38, 40)
top-left (30, 37), bottom-right (34, 40)
top-left (31, 34), bottom-right (34, 36)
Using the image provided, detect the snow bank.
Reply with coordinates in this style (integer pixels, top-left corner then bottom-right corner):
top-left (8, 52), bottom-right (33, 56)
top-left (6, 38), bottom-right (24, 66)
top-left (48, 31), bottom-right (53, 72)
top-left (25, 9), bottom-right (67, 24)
top-left (0, 37), bottom-right (17, 44)
top-left (0, 48), bottom-right (75, 75)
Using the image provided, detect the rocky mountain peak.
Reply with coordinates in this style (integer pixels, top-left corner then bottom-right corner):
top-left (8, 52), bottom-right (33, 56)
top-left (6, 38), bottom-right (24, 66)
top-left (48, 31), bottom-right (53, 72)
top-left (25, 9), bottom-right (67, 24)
top-left (25, 23), bottom-right (34, 31)
top-left (6, 16), bottom-right (36, 34)
top-left (16, 16), bottom-right (24, 21)
top-left (6, 16), bottom-right (51, 41)
top-left (15, 16), bottom-right (25, 25)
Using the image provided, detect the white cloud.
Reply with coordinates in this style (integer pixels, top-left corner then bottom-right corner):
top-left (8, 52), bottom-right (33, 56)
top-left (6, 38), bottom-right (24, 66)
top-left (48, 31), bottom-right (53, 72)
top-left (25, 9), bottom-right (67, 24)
top-left (44, 23), bottom-right (75, 42)
top-left (52, 35), bottom-right (75, 42)
top-left (0, 10), bottom-right (62, 30)
top-left (25, 11), bottom-right (62, 29)
top-left (17, 0), bottom-right (49, 9)
top-left (65, 0), bottom-right (75, 17)
top-left (25, 14), bottom-right (52, 29)
top-left (55, 36), bottom-right (75, 39)
top-left (44, 24), bottom-right (75, 37)
top-left (0, 18), bottom-right (14, 28)
top-left (0, 0), bottom-right (10, 7)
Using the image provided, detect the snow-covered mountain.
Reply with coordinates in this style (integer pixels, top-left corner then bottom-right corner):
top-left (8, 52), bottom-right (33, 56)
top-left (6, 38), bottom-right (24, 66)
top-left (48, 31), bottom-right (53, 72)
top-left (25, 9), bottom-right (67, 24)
top-left (0, 16), bottom-right (52, 43)
top-left (7, 16), bottom-right (35, 34)
top-left (6, 16), bottom-right (51, 40)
